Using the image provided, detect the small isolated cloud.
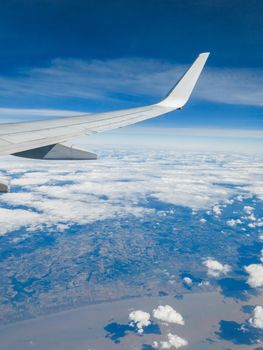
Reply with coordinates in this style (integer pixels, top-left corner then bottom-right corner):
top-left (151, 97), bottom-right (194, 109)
top-left (245, 264), bottom-right (263, 288)
top-left (129, 310), bottom-right (151, 334)
top-left (213, 205), bottom-right (222, 216)
top-left (198, 280), bottom-right (210, 288)
top-left (226, 219), bottom-right (237, 227)
top-left (183, 277), bottom-right (193, 287)
top-left (248, 221), bottom-right (263, 228)
top-left (152, 305), bottom-right (184, 325)
top-left (244, 206), bottom-right (254, 215)
top-left (203, 258), bottom-right (231, 277)
top-left (249, 306), bottom-right (263, 329)
top-left (154, 333), bottom-right (188, 349)
top-left (226, 219), bottom-right (242, 227)
top-left (248, 213), bottom-right (257, 221)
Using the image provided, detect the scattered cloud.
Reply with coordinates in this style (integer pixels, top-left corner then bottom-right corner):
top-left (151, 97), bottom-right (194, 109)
top-left (126, 305), bottom-right (188, 347)
top-left (245, 264), bottom-right (263, 288)
top-left (249, 306), bottom-right (263, 329)
top-left (213, 205), bottom-right (222, 216)
top-left (129, 310), bottom-right (151, 334)
top-left (152, 305), bottom-right (184, 325)
top-left (183, 277), bottom-right (193, 287)
top-left (248, 222), bottom-right (263, 228)
top-left (124, 305), bottom-right (188, 349)
top-left (227, 220), bottom-right (235, 227)
top-left (154, 333), bottom-right (188, 349)
top-left (226, 219), bottom-right (242, 227)
top-left (244, 206), bottom-right (254, 215)
top-left (203, 258), bottom-right (231, 277)
top-left (198, 280), bottom-right (210, 288)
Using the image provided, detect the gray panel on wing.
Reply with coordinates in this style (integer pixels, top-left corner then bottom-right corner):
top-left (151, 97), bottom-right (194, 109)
top-left (13, 143), bottom-right (97, 160)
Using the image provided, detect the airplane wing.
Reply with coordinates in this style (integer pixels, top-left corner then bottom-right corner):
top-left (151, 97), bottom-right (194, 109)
top-left (0, 53), bottom-right (209, 160)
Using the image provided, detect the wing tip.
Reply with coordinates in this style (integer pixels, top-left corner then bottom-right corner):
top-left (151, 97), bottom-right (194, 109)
top-left (157, 52), bottom-right (210, 109)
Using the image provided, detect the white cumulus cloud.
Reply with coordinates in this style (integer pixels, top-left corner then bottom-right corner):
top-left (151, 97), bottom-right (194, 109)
top-left (155, 333), bottom-right (188, 349)
top-left (249, 306), bottom-right (263, 329)
top-left (152, 305), bottom-right (184, 325)
top-left (244, 205), bottom-right (254, 215)
top-left (227, 219), bottom-right (236, 227)
top-left (183, 277), bottom-right (193, 287)
top-left (213, 205), bottom-right (221, 216)
top-left (245, 264), bottom-right (263, 288)
top-left (129, 310), bottom-right (151, 334)
top-left (203, 258), bottom-right (231, 277)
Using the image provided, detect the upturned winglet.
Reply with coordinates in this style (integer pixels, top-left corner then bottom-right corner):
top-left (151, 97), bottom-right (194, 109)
top-left (157, 52), bottom-right (209, 109)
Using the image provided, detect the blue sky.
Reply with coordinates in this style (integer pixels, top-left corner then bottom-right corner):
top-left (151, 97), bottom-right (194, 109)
top-left (0, 0), bottom-right (262, 151)
top-left (0, 0), bottom-right (262, 70)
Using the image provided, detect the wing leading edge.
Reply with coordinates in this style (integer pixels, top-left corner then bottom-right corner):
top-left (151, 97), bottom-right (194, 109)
top-left (0, 53), bottom-right (209, 158)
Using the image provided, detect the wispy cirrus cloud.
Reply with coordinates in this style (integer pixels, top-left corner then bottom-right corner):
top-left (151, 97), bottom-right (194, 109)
top-left (0, 108), bottom-right (84, 122)
top-left (0, 57), bottom-right (262, 107)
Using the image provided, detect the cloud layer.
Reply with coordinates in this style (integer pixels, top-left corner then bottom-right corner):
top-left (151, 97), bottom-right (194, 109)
top-left (0, 150), bottom-right (262, 236)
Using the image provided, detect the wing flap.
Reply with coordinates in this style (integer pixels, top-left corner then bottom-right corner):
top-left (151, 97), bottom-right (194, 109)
top-left (13, 143), bottom-right (97, 160)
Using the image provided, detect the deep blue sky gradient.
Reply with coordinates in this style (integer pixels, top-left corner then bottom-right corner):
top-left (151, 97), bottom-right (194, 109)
top-left (0, 0), bottom-right (262, 70)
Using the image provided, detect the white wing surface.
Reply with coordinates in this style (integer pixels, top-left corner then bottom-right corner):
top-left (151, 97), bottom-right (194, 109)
top-left (0, 53), bottom-right (209, 159)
